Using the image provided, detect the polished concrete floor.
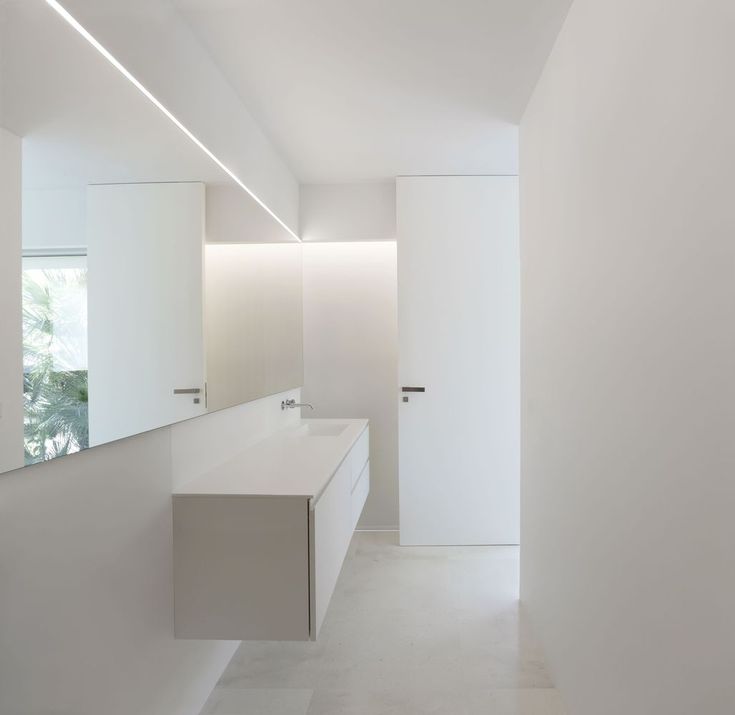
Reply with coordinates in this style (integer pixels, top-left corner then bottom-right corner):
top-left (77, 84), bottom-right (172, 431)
top-left (200, 531), bottom-right (565, 715)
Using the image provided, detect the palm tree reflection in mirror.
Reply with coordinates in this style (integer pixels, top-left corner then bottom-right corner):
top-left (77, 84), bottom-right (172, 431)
top-left (22, 256), bottom-right (89, 465)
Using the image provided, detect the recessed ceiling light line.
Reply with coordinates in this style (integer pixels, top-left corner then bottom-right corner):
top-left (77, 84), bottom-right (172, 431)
top-left (44, 0), bottom-right (301, 242)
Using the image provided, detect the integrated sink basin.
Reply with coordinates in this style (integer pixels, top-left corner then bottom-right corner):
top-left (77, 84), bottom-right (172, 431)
top-left (299, 422), bottom-right (350, 437)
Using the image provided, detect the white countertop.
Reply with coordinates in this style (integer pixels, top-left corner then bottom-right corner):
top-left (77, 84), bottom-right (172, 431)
top-left (173, 418), bottom-right (368, 502)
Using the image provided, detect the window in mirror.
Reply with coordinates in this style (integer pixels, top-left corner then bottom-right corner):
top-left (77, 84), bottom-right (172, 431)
top-left (0, 0), bottom-right (304, 477)
top-left (22, 255), bottom-right (88, 464)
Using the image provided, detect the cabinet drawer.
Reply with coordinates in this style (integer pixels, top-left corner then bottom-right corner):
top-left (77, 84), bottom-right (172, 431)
top-left (351, 461), bottom-right (370, 531)
top-left (310, 460), bottom-right (353, 638)
top-left (350, 427), bottom-right (369, 489)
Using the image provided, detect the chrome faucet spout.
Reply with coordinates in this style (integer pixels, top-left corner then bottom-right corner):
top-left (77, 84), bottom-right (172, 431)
top-left (281, 399), bottom-right (315, 411)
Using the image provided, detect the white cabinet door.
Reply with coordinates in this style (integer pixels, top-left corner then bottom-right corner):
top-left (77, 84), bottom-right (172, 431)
top-left (87, 182), bottom-right (206, 446)
top-left (396, 176), bottom-right (520, 545)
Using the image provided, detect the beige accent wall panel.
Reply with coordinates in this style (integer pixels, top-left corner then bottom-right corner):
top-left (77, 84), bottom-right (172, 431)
top-left (302, 242), bottom-right (398, 530)
top-left (173, 494), bottom-right (311, 641)
top-left (205, 243), bottom-right (303, 412)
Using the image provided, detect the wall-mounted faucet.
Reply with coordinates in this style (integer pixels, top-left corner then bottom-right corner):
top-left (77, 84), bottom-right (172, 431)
top-left (281, 399), bottom-right (315, 411)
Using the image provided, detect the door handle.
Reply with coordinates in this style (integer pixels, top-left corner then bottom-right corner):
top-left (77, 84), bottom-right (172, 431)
top-left (401, 386), bottom-right (425, 402)
top-left (174, 387), bottom-right (203, 405)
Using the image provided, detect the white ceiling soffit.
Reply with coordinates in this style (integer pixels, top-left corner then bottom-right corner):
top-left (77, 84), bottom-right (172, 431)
top-left (173, 0), bottom-right (573, 182)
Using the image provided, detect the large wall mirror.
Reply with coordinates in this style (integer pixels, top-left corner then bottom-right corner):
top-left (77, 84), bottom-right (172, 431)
top-left (0, 0), bottom-right (303, 474)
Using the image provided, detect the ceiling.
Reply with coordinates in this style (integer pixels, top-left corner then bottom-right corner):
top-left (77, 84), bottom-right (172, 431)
top-left (173, 0), bottom-right (572, 183)
top-left (1, 0), bottom-right (226, 189)
top-left (1, 0), bottom-right (295, 243)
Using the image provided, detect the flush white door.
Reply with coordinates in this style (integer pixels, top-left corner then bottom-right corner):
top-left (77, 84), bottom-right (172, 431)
top-left (87, 182), bottom-right (206, 446)
top-left (397, 176), bottom-right (519, 545)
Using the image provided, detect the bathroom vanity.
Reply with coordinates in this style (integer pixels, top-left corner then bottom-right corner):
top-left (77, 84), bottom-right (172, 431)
top-left (173, 419), bottom-right (369, 641)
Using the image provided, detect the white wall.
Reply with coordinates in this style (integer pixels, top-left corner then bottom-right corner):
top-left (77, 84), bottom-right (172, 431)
top-left (300, 183), bottom-right (396, 242)
top-left (302, 242), bottom-right (399, 529)
top-left (22, 187), bottom-right (86, 251)
top-left (61, 0), bottom-right (299, 233)
top-left (520, 1), bottom-right (735, 713)
top-left (0, 127), bottom-right (24, 473)
top-left (0, 388), bottom-right (302, 715)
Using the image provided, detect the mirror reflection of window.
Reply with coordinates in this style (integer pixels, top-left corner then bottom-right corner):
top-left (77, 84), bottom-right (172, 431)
top-left (0, 0), bottom-right (304, 477)
top-left (21, 254), bottom-right (88, 464)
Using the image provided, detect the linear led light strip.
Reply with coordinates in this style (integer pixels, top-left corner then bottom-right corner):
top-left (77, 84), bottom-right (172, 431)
top-left (45, 0), bottom-right (301, 243)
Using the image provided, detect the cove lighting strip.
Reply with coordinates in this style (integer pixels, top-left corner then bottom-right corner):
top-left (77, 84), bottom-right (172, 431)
top-left (45, 0), bottom-right (301, 242)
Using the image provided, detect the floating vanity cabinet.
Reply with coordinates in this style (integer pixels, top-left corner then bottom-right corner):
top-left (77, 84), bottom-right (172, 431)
top-left (173, 419), bottom-right (369, 641)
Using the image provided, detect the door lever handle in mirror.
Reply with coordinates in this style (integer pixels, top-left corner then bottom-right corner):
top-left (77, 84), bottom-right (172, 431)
top-left (401, 386), bottom-right (425, 392)
top-left (173, 388), bottom-right (201, 395)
